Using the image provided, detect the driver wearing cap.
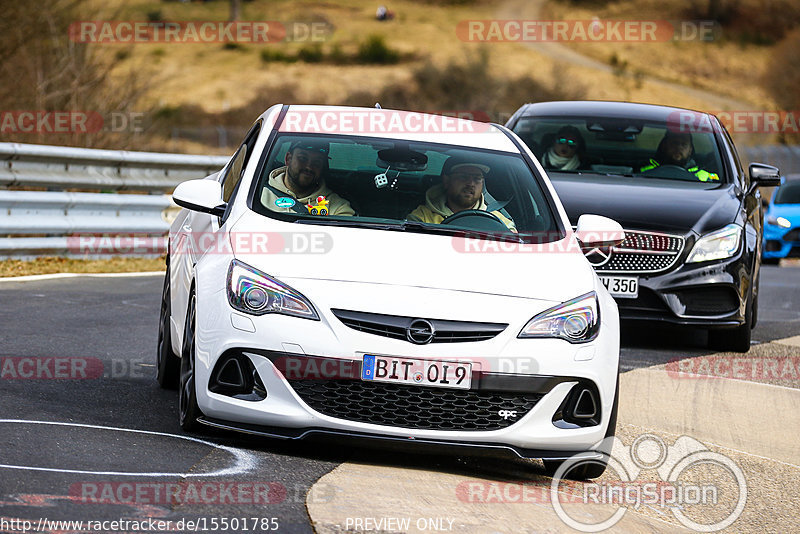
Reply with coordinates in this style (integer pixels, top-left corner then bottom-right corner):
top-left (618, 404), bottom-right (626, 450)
top-left (261, 140), bottom-right (355, 216)
top-left (407, 156), bottom-right (516, 231)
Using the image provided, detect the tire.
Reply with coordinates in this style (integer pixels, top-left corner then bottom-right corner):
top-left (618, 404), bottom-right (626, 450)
top-left (179, 292), bottom-right (203, 431)
top-left (708, 294), bottom-right (752, 353)
top-left (761, 257), bottom-right (780, 265)
top-left (751, 289), bottom-right (759, 329)
top-left (156, 271), bottom-right (180, 389)
top-left (543, 379), bottom-right (619, 481)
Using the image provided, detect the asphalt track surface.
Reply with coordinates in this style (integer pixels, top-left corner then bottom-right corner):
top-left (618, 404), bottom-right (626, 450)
top-left (0, 265), bottom-right (798, 533)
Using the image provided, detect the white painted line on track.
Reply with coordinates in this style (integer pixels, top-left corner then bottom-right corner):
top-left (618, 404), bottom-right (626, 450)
top-left (0, 271), bottom-right (165, 283)
top-left (0, 419), bottom-right (256, 477)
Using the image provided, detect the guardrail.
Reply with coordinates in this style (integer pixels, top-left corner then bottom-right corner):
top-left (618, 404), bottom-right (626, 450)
top-left (0, 143), bottom-right (228, 258)
top-left (1, 142), bottom-right (798, 259)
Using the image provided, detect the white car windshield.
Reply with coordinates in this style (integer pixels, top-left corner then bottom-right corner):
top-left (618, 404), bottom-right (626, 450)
top-left (252, 134), bottom-right (562, 241)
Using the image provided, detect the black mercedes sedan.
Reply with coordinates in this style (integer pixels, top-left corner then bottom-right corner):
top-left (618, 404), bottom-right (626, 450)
top-left (506, 101), bottom-right (781, 352)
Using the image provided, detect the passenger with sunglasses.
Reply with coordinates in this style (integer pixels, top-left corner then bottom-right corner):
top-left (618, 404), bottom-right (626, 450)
top-left (542, 126), bottom-right (586, 171)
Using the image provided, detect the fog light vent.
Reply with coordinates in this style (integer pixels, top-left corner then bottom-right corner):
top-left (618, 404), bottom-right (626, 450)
top-left (217, 358), bottom-right (245, 388)
top-left (552, 381), bottom-right (602, 429)
top-left (573, 389), bottom-right (597, 419)
top-left (209, 352), bottom-right (267, 401)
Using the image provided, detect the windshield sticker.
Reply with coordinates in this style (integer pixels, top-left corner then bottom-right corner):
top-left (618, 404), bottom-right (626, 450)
top-left (275, 197), bottom-right (296, 208)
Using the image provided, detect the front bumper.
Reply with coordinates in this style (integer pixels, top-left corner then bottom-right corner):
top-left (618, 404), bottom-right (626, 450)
top-left (604, 252), bottom-right (750, 328)
top-left (190, 275), bottom-right (620, 455)
top-left (763, 223), bottom-right (800, 259)
top-left (197, 416), bottom-right (604, 461)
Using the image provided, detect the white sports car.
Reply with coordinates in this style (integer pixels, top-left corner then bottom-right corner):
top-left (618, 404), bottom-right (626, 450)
top-left (157, 105), bottom-right (623, 479)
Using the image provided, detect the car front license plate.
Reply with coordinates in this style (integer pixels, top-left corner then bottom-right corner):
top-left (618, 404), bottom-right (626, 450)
top-left (361, 354), bottom-right (472, 390)
top-left (600, 276), bottom-right (639, 298)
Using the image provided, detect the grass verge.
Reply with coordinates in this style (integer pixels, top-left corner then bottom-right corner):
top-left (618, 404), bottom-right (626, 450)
top-left (0, 257), bottom-right (166, 278)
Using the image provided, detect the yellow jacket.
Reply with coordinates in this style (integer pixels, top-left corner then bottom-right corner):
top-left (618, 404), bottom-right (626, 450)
top-left (260, 166), bottom-right (355, 216)
top-left (407, 185), bottom-right (517, 232)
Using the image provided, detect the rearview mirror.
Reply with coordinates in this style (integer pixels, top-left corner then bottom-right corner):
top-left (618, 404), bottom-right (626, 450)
top-left (750, 163), bottom-right (781, 187)
top-left (376, 148), bottom-right (428, 172)
top-left (575, 214), bottom-right (625, 248)
top-left (172, 179), bottom-right (227, 217)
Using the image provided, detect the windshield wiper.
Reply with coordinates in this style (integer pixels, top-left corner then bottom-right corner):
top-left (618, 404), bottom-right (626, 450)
top-left (296, 218), bottom-right (523, 242)
top-left (295, 218), bottom-right (403, 230)
top-left (551, 169), bottom-right (635, 178)
top-left (402, 221), bottom-right (524, 243)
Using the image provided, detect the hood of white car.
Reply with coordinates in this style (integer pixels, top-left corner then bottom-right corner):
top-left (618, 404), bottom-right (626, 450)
top-left (229, 210), bottom-right (595, 304)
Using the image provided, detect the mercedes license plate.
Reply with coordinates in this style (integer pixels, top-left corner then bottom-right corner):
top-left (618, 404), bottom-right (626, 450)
top-left (600, 276), bottom-right (639, 298)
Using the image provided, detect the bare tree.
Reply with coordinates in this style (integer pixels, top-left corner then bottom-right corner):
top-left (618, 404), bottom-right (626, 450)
top-left (229, 0), bottom-right (241, 22)
top-left (0, 0), bottom-right (155, 148)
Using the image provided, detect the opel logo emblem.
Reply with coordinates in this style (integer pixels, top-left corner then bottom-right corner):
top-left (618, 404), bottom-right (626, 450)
top-left (583, 246), bottom-right (612, 267)
top-left (407, 319), bottom-right (435, 344)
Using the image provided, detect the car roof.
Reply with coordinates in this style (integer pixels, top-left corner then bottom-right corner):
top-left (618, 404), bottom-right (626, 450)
top-left (265, 105), bottom-right (519, 153)
top-left (515, 101), bottom-right (711, 122)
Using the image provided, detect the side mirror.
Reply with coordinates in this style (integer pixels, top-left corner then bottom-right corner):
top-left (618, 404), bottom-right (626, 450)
top-left (750, 163), bottom-right (781, 187)
top-left (172, 179), bottom-right (227, 217)
top-left (575, 214), bottom-right (625, 248)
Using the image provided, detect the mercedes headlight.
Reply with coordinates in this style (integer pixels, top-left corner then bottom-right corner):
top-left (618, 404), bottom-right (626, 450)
top-left (227, 260), bottom-right (319, 319)
top-left (686, 224), bottom-right (741, 263)
top-left (518, 292), bottom-right (600, 343)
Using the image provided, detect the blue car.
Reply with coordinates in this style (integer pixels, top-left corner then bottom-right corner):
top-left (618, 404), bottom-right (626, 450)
top-left (763, 179), bottom-right (800, 263)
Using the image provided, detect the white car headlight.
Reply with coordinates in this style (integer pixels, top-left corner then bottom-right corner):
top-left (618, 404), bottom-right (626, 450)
top-left (227, 260), bottom-right (319, 320)
top-left (518, 292), bottom-right (599, 343)
top-left (767, 216), bottom-right (791, 228)
top-left (686, 224), bottom-right (741, 263)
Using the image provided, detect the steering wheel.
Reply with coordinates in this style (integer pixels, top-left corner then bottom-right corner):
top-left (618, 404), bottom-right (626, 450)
top-left (439, 209), bottom-right (510, 232)
top-left (640, 164), bottom-right (696, 180)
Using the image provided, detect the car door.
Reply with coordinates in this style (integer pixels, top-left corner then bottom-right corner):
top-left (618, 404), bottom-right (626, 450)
top-left (716, 118), bottom-right (761, 303)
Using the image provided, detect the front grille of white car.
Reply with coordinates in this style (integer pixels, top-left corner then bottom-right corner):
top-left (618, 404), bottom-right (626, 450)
top-left (287, 379), bottom-right (542, 430)
top-left (331, 309), bottom-right (507, 344)
top-left (586, 229), bottom-right (685, 274)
